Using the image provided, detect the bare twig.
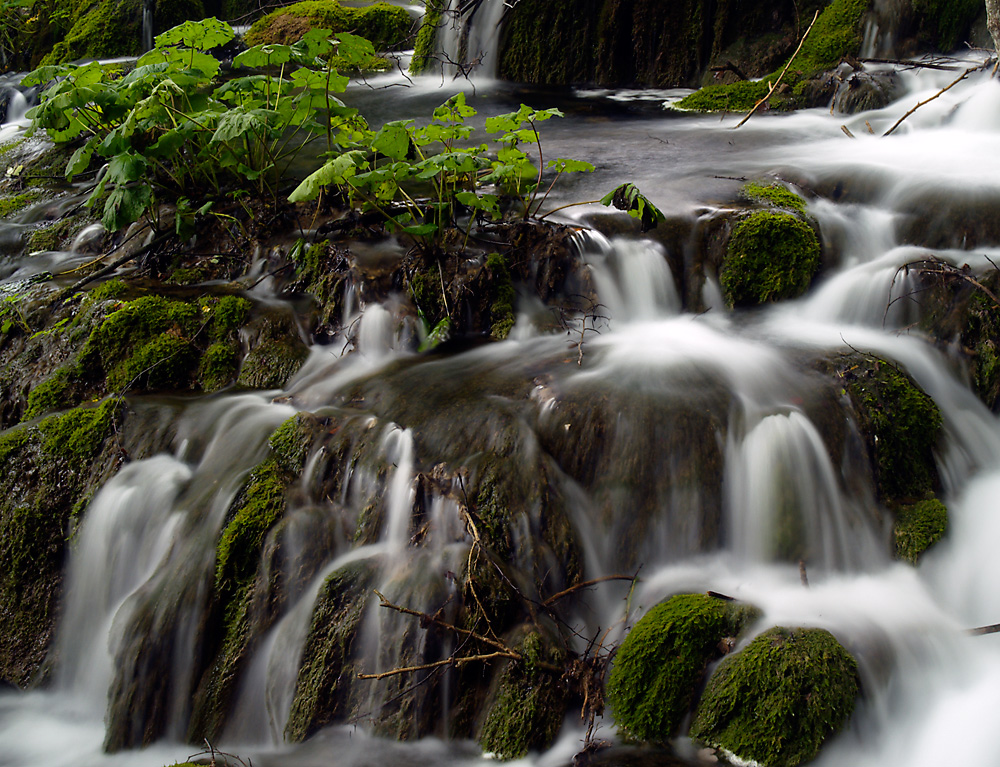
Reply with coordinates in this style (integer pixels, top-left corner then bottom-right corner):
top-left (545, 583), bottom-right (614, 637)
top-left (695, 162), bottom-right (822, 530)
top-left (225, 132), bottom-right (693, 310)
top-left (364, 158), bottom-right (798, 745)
top-left (883, 64), bottom-right (981, 136)
top-left (542, 574), bottom-right (639, 606)
top-left (734, 9), bottom-right (820, 129)
top-left (357, 651), bottom-right (515, 680)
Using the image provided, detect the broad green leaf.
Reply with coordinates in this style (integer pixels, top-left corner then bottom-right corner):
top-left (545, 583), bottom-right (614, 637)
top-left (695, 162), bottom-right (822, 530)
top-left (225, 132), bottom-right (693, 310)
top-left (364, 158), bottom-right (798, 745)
top-left (455, 191), bottom-right (500, 219)
top-left (334, 32), bottom-right (377, 69)
top-left (234, 43), bottom-right (294, 68)
top-left (372, 120), bottom-right (412, 161)
top-left (287, 150), bottom-right (368, 202)
top-left (211, 108), bottom-right (274, 145)
top-left (21, 64), bottom-right (69, 86)
top-left (102, 184), bottom-right (152, 231)
top-left (547, 158), bottom-right (595, 173)
top-left (65, 137), bottom-right (99, 178)
top-left (419, 316), bottom-right (451, 352)
top-left (106, 151), bottom-right (149, 185)
top-left (155, 18), bottom-right (234, 51)
top-left (433, 93), bottom-right (476, 124)
top-left (293, 28), bottom-right (335, 60)
top-left (600, 183), bottom-right (665, 232)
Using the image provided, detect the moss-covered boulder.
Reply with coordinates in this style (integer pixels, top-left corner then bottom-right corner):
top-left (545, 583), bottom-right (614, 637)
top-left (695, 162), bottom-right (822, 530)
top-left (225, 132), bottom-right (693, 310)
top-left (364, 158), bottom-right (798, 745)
top-left (39, 0), bottom-right (205, 65)
top-left (245, 0), bottom-right (412, 50)
top-left (894, 496), bottom-right (948, 564)
top-left (0, 399), bottom-right (123, 686)
top-left (236, 310), bottom-right (310, 390)
top-left (478, 629), bottom-right (567, 759)
top-left (675, 0), bottom-right (870, 112)
top-left (690, 626), bottom-right (860, 767)
top-left (841, 356), bottom-right (942, 502)
top-left (720, 211), bottom-right (820, 307)
top-left (606, 593), bottom-right (759, 743)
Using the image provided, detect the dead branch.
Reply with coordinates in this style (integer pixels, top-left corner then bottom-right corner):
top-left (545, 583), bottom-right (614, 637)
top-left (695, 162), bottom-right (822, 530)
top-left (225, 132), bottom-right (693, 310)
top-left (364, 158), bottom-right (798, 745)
top-left (357, 651), bottom-right (516, 680)
top-left (542, 575), bottom-right (640, 606)
top-left (883, 64), bottom-right (980, 136)
top-left (968, 623), bottom-right (1000, 636)
top-left (799, 559), bottom-right (809, 588)
top-left (734, 9), bottom-right (820, 129)
top-left (859, 57), bottom-right (960, 71)
top-left (710, 61), bottom-right (749, 81)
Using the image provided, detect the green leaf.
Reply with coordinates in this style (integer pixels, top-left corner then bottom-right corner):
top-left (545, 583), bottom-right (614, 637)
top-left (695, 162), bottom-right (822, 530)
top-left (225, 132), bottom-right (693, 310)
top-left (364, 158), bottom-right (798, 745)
top-left (294, 28), bottom-right (335, 60)
top-left (419, 316), bottom-right (451, 351)
top-left (600, 183), bottom-right (665, 232)
top-left (211, 108), bottom-right (274, 145)
top-left (234, 43), bottom-right (294, 68)
top-left (155, 18), bottom-right (234, 51)
top-left (334, 32), bottom-right (377, 68)
top-left (287, 150), bottom-right (368, 202)
top-left (372, 120), bottom-right (412, 161)
top-left (102, 184), bottom-right (152, 231)
top-left (106, 151), bottom-right (149, 185)
top-left (433, 92), bottom-right (476, 124)
top-left (455, 191), bottom-right (500, 220)
top-left (547, 158), bottom-right (595, 173)
top-left (65, 137), bottom-right (99, 178)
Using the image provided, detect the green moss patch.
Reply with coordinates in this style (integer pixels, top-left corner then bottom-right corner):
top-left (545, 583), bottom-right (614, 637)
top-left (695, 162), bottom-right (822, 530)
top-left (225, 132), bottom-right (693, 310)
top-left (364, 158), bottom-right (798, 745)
top-left (894, 497), bottom-right (948, 564)
top-left (720, 211), bottom-right (820, 307)
top-left (486, 252), bottom-right (516, 340)
top-left (245, 0), bottom-right (412, 51)
top-left (842, 357), bottom-right (942, 502)
top-left (740, 181), bottom-right (807, 214)
top-left (676, 0), bottom-right (871, 112)
top-left (410, 0), bottom-right (444, 73)
top-left (0, 191), bottom-right (42, 220)
top-left (479, 630), bottom-right (567, 759)
top-left (690, 626), bottom-right (860, 767)
top-left (607, 593), bottom-right (759, 743)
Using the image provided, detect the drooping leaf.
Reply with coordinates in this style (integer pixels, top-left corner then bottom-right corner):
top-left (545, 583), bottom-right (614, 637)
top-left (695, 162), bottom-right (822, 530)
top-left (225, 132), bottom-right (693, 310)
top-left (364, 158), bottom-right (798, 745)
top-left (600, 183), bottom-right (665, 232)
top-left (547, 158), bottom-right (596, 173)
top-left (372, 120), bottom-right (412, 160)
top-left (287, 150), bottom-right (368, 202)
top-left (102, 184), bottom-right (152, 231)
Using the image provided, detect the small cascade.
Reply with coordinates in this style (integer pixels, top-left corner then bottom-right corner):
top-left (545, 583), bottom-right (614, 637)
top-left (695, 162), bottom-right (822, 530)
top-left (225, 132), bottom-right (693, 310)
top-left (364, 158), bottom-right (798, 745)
top-left (574, 230), bottom-right (681, 324)
top-left (437, 0), bottom-right (506, 79)
top-left (725, 411), bottom-right (884, 572)
top-left (142, 0), bottom-right (155, 52)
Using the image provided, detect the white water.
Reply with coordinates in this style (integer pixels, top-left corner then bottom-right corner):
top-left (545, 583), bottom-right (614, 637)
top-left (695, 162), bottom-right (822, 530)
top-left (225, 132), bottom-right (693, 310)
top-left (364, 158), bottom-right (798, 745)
top-left (437, 0), bottom-right (506, 79)
top-left (5, 41), bottom-right (1000, 767)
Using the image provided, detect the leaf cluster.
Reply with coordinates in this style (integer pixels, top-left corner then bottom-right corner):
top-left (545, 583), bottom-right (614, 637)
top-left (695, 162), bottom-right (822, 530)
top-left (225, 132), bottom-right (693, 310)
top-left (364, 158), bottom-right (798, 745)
top-left (24, 18), bottom-right (370, 232)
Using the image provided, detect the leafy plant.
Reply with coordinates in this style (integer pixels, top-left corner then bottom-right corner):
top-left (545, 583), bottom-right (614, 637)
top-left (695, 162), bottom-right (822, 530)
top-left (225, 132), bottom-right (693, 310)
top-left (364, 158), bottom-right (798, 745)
top-left (24, 18), bottom-right (369, 232)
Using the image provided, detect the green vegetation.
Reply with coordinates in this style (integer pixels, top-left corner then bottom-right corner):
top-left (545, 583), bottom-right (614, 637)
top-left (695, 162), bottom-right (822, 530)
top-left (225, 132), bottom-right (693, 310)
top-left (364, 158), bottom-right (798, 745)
top-left (606, 593), bottom-right (759, 743)
top-left (0, 191), bottom-right (41, 219)
top-left (690, 627), bottom-right (860, 767)
top-left (410, 0), bottom-right (444, 74)
top-left (486, 253), bottom-right (515, 340)
top-left (268, 413), bottom-right (316, 473)
top-left (479, 631), bottom-right (566, 759)
top-left (912, 0), bottom-right (981, 52)
top-left (37, 398), bottom-right (118, 462)
top-left (245, 0), bottom-right (411, 53)
top-left (740, 181), bottom-right (807, 214)
top-left (843, 359), bottom-right (942, 501)
top-left (720, 211), bottom-right (820, 307)
top-left (894, 497), bottom-right (948, 564)
top-left (676, 0), bottom-right (870, 112)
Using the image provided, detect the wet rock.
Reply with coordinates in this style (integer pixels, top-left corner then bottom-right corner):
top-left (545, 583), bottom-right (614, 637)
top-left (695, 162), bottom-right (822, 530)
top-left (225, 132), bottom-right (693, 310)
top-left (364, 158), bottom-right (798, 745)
top-left (236, 308), bottom-right (309, 390)
top-left (832, 67), bottom-right (900, 113)
top-left (690, 626), bottom-right (860, 767)
top-left (245, 0), bottom-right (412, 51)
top-left (606, 593), bottom-right (760, 743)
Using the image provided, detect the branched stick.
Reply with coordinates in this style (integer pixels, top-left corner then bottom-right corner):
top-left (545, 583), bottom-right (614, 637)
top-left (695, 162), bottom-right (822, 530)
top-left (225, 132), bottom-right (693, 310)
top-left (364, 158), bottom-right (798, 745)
top-left (883, 64), bottom-right (979, 136)
top-left (357, 651), bottom-right (515, 680)
top-left (542, 574), bottom-right (639, 606)
top-left (734, 9), bottom-right (820, 129)
top-left (57, 231), bottom-right (172, 302)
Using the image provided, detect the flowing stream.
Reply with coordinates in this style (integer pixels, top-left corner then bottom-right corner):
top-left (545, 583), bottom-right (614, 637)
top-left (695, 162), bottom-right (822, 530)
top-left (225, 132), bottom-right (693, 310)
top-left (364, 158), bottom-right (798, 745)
top-left (5, 27), bottom-right (1000, 767)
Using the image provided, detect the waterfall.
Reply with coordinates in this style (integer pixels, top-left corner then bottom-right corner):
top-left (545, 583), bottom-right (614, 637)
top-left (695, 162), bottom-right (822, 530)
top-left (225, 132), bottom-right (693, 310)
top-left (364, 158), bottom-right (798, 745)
top-left (142, 0), bottom-right (155, 52)
top-left (437, 0), bottom-right (506, 79)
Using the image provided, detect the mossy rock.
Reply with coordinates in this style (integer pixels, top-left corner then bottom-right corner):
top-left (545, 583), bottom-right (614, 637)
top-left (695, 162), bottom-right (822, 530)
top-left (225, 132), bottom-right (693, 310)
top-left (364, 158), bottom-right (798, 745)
top-left (0, 190), bottom-right (42, 219)
top-left (720, 210), bottom-right (820, 307)
top-left (911, 0), bottom-right (981, 52)
top-left (894, 496), bottom-right (948, 564)
top-left (478, 629), bottom-right (567, 759)
top-left (606, 593), bottom-right (760, 743)
top-left (410, 0), bottom-right (444, 73)
top-left (690, 626), bottom-right (860, 767)
top-left (676, 0), bottom-right (870, 112)
top-left (41, 0), bottom-right (205, 64)
top-left (841, 357), bottom-right (942, 502)
top-left (245, 0), bottom-right (412, 51)
top-left (740, 181), bottom-right (807, 215)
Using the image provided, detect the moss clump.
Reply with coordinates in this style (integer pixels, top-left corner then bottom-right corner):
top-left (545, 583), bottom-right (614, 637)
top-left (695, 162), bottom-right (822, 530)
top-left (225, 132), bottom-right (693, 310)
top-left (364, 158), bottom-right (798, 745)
top-left (245, 0), bottom-right (411, 51)
top-left (0, 191), bottom-right (41, 219)
top-left (720, 211), bottom-right (820, 307)
top-left (607, 593), bottom-right (760, 743)
top-left (676, 0), bottom-right (870, 112)
top-left (237, 338), bottom-right (308, 389)
top-left (675, 78), bottom-right (773, 113)
top-left (36, 399), bottom-right (118, 463)
top-left (479, 630), bottom-right (567, 759)
top-left (690, 627), bottom-right (860, 767)
top-left (843, 358), bottom-right (942, 502)
top-left (894, 497), bottom-right (948, 564)
top-left (740, 181), bottom-right (807, 215)
top-left (486, 252), bottom-right (516, 340)
top-left (24, 367), bottom-right (75, 421)
top-left (205, 295), bottom-right (250, 340)
top-left (411, 0), bottom-right (444, 74)
top-left (197, 342), bottom-right (239, 392)
top-left (86, 279), bottom-right (128, 304)
top-left (285, 562), bottom-right (373, 742)
top-left (268, 413), bottom-right (315, 474)
top-left (215, 459), bottom-right (288, 601)
top-left (107, 333), bottom-right (198, 391)
top-left (27, 218), bottom-right (76, 252)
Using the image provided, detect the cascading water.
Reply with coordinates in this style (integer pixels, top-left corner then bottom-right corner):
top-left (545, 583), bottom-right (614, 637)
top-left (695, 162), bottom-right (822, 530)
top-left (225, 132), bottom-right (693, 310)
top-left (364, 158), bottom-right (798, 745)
top-left (7, 41), bottom-right (1000, 767)
top-left (437, 0), bottom-right (506, 78)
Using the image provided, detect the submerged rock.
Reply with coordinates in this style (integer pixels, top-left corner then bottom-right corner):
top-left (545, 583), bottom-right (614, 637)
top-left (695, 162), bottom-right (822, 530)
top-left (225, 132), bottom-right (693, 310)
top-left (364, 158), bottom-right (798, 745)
top-left (606, 593), bottom-right (759, 743)
top-left (690, 626), bottom-right (860, 767)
